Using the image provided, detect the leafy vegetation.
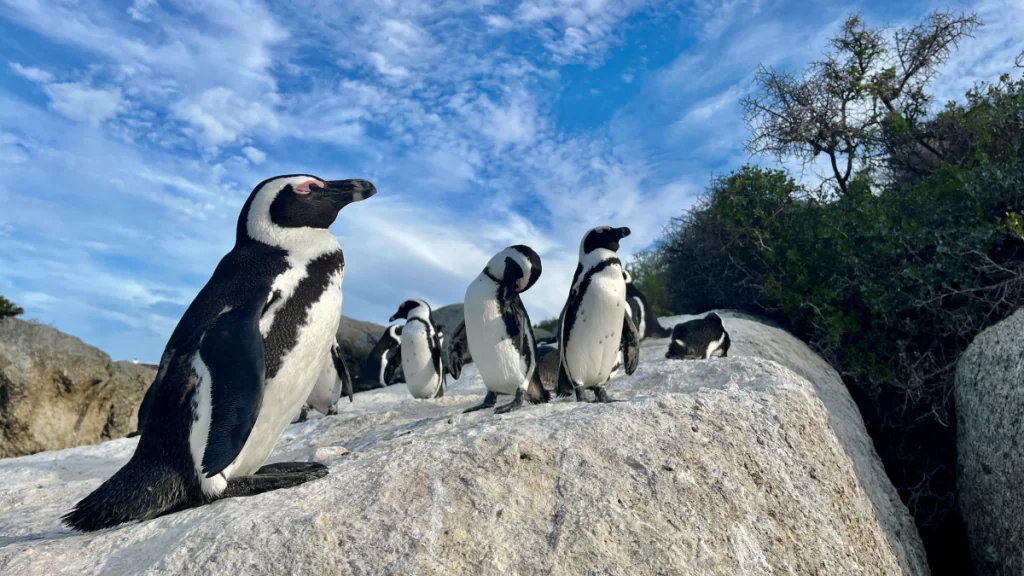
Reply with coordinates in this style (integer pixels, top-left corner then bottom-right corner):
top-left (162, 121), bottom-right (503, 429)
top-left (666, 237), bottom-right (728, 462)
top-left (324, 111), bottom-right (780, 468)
top-left (641, 11), bottom-right (1023, 573)
top-left (0, 296), bottom-right (23, 319)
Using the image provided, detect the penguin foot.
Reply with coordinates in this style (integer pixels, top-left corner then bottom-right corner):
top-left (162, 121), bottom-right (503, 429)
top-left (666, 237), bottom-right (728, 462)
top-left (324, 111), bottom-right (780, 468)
top-left (327, 404), bottom-right (339, 416)
top-left (593, 388), bottom-right (624, 403)
top-left (223, 462), bottom-right (329, 498)
top-left (463, 391), bottom-right (498, 413)
top-left (494, 389), bottom-right (524, 414)
top-left (574, 387), bottom-right (588, 402)
top-left (294, 404), bottom-right (311, 423)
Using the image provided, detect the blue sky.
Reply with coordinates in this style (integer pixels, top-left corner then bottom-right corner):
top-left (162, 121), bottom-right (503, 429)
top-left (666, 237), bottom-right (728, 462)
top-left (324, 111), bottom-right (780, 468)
top-left (0, 0), bottom-right (1020, 362)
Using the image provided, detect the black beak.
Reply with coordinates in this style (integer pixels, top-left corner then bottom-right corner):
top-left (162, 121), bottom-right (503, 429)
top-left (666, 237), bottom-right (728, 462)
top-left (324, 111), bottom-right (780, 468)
top-left (615, 227), bottom-right (631, 240)
top-left (323, 179), bottom-right (377, 206)
top-left (388, 312), bottom-right (399, 322)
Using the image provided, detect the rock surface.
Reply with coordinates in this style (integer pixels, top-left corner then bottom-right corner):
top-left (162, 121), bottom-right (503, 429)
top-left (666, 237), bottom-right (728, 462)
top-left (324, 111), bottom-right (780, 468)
top-left (0, 319), bottom-right (156, 459)
top-left (335, 315), bottom-right (388, 381)
top-left (955, 308), bottom-right (1024, 575)
top-left (0, 312), bottom-right (928, 575)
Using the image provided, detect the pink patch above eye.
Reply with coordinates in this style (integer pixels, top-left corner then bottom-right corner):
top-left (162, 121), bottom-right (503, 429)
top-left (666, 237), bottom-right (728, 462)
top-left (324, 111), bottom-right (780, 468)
top-left (293, 179), bottom-right (324, 195)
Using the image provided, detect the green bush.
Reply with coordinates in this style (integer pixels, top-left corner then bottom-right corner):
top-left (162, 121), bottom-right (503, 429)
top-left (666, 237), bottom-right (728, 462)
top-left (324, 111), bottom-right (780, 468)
top-left (625, 249), bottom-right (673, 318)
top-left (654, 73), bottom-right (1024, 561)
top-left (0, 296), bottom-right (23, 319)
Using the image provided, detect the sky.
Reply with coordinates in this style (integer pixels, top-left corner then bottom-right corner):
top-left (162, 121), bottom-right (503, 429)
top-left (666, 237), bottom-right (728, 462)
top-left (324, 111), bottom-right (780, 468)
top-left (0, 0), bottom-right (1020, 363)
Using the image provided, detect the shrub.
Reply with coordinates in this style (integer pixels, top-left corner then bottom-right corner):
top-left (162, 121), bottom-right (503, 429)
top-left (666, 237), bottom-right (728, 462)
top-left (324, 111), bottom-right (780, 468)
top-left (0, 296), bottom-right (23, 319)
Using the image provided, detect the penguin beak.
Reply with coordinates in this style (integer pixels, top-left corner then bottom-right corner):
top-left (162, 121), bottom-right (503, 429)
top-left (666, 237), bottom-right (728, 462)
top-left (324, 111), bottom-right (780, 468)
top-left (615, 227), bottom-right (631, 240)
top-left (323, 179), bottom-right (377, 207)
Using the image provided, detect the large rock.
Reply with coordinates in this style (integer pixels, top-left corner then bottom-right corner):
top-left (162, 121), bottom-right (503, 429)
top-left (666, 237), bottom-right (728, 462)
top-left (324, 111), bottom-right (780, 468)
top-left (335, 315), bottom-right (387, 381)
top-left (0, 318), bottom-right (156, 459)
top-left (0, 312), bottom-right (928, 575)
top-left (955, 308), bottom-right (1024, 575)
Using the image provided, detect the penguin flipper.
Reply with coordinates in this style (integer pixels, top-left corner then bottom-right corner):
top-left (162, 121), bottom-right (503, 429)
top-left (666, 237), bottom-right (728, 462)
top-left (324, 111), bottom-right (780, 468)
top-left (527, 369), bottom-right (550, 404)
top-left (384, 347), bottom-right (403, 385)
top-left (332, 344), bottom-right (354, 403)
top-left (556, 359), bottom-right (575, 397)
top-left (200, 290), bottom-right (269, 478)
top-left (621, 312), bottom-right (641, 376)
top-left (445, 321), bottom-right (468, 380)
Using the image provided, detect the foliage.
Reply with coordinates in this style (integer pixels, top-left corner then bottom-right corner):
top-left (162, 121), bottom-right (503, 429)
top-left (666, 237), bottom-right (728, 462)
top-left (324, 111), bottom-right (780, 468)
top-left (0, 296), bottom-right (23, 319)
top-left (657, 69), bottom-right (1024, 570)
top-left (533, 317), bottom-right (559, 334)
top-left (742, 10), bottom-right (981, 194)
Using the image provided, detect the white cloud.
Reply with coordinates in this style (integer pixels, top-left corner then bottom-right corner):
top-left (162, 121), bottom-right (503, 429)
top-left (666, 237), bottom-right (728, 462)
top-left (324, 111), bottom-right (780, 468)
top-left (367, 52), bottom-right (410, 78)
top-left (127, 0), bottom-right (158, 23)
top-left (8, 62), bottom-right (54, 83)
top-left (43, 83), bottom-right (122, 127)
top-left (242, 146), bottom-right (266, 164)
top-left (171, 87), bottom-right (281, 148)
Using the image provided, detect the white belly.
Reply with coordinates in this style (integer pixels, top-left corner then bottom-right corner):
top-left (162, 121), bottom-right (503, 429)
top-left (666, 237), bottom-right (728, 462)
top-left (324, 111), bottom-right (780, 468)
top-left (564, 267), bottom-right (625, 387)
top-left (401, 322), bottom-right (442, 399)
top-left (305, 352), bottom-right (340, 414)
top-left (464, 277), bottom-right (530, 395)
top-left (224, 271), bottom-right (344, 478)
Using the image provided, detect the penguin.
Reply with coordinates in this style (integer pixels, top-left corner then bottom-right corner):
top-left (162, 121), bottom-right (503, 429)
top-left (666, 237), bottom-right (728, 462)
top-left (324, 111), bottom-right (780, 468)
top-left (665, 312), bottom-right (731, 360)
top-left (557, 226), bottom-right (641, 403)
top-left (294, 342), bottom-right (354, 423)
top-left (61, 174), bottom-right (376, 532)
top-left (535, 342), bottom-right (561, 392)
top-left (356, 324), bottom-right (404, 391)
top-left (389, 299), bottom-right (447, 399)
top-left (447, 245), bottom-right (550, 414)
top-left (623, 270), bottom-right (672, 339)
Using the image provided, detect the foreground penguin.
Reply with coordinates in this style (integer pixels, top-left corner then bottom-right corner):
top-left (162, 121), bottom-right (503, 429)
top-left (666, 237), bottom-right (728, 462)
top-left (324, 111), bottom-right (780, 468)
top-left (623, 270), bottom-right (672, 339)
top-left (356, 324), bottom-right (404, 391)
top-left (447, 245), bottom-right (550, 414)
top-left (557, 226), bottom-right (641, 402)
top-left (665, 312), bottom-right (731, 360)
top-left (62, 174), bottom-right (376, 532)
top-left (389, 299), bottom-right (448, 399)
top-left (294, 342), bottom-right (354, 423)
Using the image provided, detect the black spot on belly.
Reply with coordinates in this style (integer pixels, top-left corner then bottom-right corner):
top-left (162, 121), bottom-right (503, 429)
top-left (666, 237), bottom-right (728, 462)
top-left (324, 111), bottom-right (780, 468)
top-left (263, 250), bottom-right (345, 380)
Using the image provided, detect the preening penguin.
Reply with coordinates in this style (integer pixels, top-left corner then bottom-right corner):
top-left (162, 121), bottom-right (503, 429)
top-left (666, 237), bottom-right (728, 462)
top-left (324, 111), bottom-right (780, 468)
top-left (295, 342), bottom-right (354, 423)
top-left (61, 174), bottom-right (376, 532)
top-left (356, 324), bottom-right (404, 390)
top-left (557, 226), bottom-right (641, 403)
top-left (665, 312), bottom-right (731, 360)
top-left (623, 270), bottom-right (671, 339)
top-left (389, 299), bottom-right (448, 399)
top-left (447, 245), bottom-right (550, 415)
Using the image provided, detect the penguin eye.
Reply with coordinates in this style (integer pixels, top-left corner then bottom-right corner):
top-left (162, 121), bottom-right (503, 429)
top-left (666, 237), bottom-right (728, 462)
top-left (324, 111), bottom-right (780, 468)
top-left (293, 179), bottom-right (324, 195)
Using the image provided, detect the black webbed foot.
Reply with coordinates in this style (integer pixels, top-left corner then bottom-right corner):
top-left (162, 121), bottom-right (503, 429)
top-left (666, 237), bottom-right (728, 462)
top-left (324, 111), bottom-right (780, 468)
top-left (222, 462), bottom-right (329, 499)
top-left (463, 391), bottom-right (498, 413)
top-left (494, 389), bottom-right (524, 414)
top-left (574, 387), bottom-right (588, 402)
top-left (593, 387), bottom-right (624, 403)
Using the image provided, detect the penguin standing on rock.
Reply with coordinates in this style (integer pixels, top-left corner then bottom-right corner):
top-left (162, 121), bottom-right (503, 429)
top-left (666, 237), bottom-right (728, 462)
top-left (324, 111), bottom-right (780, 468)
top-left (557, 226), bottom-right (641, 403)
top-left (623, 270), bottom-right (672, 339)
top-left (447, 245), bottom-right (550, 414)
top-left (294, 342), bottom-right (354, 423)
top-left (356, 324), bottom-right (404, 390)
top-left (389, 299), bottom-right (448, 399)
top-left (61, 174), bottom-right (376, 532)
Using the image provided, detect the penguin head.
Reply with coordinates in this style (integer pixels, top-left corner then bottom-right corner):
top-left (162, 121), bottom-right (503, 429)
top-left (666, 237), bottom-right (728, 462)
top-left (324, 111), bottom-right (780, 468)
top-left (389, 299), bottom-right (431, 322)
top-left (238, 174), bottom-right (377, 246)
top-left (666, 338), bottom-right (698, 360)
top-left (580, 226), bottom-right (631, 257)
top-left (485, 245), bottom-right (543, 295)
top-left (386, 324), bottom-right (403, 342)
top-left (622, 270), bottom-right (633, 284)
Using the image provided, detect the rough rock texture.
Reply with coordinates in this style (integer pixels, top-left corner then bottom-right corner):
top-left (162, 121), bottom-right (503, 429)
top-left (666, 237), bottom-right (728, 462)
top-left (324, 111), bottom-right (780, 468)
top-left (335, 315), bottom-right (387, 381)
top-left (0, 311), bottom-right (928, 575)
top-left (0, 319), bottom-right (156, 459)
top-left (955, 308), bottom-right (1024, 575)
top-left (430, 303), bottom-right (464, 335)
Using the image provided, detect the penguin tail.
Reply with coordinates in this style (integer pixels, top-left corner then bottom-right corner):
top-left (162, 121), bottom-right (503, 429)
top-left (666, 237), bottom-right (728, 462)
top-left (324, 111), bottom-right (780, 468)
top-left (61, 453), bottom-right (187, 532)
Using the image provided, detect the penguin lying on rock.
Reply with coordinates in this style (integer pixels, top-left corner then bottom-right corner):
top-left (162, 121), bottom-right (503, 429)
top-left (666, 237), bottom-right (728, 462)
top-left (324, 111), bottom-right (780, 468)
top-left (446, 245), bottom-right (550, 414)
top-left (389, 299), bottom-right (449, 399)
top-left (556, 226), bottom-right (641, 403)
top-left (62, 174), bottom-right (376, 532)
top-left (665, 312), bottom-right (731, 360)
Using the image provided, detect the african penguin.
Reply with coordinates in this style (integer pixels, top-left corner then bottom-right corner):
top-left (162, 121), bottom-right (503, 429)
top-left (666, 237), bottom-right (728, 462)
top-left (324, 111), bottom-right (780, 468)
top-left (61, 174), bottom-right (376, 532)
top-left (665, 312), bottom-right (731, 360)
top-left (557, 226), bottom-right (641, 403)
top-left (389, 299), bottom-right (448, 399)
top-left (448, 245), bottom-right (550, 414)
top-left (623, 270), bottom-right (671, 339)
top-left (294, 342), bottom-right (354, 423)
top-left (356, 324), bottom-right (404, 391)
